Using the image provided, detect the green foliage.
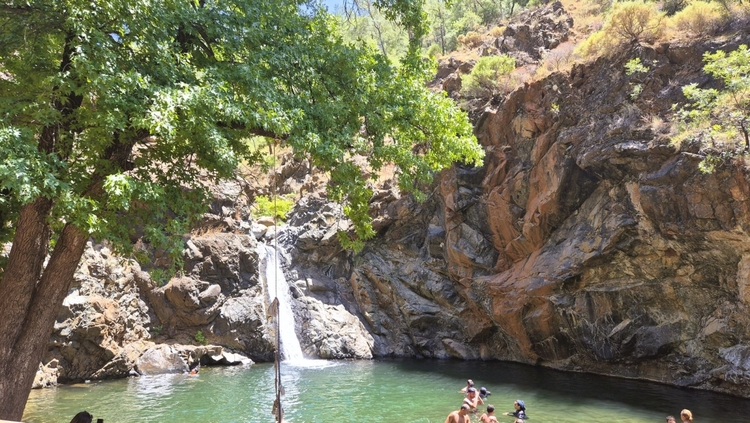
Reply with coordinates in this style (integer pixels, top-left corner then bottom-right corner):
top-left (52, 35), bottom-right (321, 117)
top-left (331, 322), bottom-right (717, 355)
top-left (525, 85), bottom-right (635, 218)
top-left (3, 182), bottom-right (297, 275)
top-left (151, 325), bottom-right (163, 337)
top-left (698, 153), bottom-right (724, 173)
top-left (425, 43), bottom-right (442, 59)
top-left (424, 0), bottom-right (508, 55)
top-left (338, 2), bottom-right (410, 62)
top-left (194, 330), bottom-right (207, 345)
top-left (147, 268), bottom-right (175, 287)
top-left (461, 55), bottom-right (516, 97)
top-left (630, 84), bottom-right (644, 101)
top-left (625, 58), bottom-right (650, 100)
top-left (625, 58), bottom-right (649, 75)
top-left (252, 195), bottom-right (295, 221)
top-left (674, 44), bottom-right (750, 167)
top-left (0, 0), bottom-right (483, 257)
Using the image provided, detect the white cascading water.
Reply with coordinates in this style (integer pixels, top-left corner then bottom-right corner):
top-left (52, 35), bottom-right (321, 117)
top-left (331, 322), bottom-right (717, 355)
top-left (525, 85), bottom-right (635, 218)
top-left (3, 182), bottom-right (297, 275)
top-left (260, 243), bottom-right (305, 362)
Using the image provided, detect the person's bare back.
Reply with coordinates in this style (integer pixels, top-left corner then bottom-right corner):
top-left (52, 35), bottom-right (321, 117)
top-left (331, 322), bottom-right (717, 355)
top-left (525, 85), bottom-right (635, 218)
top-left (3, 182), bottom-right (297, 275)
top-left (445, 404), bottom-right (472, 423)
top-left (480, 404), bottom-right (498, 423)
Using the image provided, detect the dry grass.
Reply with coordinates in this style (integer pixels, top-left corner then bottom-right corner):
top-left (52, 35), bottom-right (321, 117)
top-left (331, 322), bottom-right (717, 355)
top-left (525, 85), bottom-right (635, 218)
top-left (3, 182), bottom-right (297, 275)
top-left (559, 0), bottom-right (605, 42)
top-left (642, 113), bottom-right (675, 137)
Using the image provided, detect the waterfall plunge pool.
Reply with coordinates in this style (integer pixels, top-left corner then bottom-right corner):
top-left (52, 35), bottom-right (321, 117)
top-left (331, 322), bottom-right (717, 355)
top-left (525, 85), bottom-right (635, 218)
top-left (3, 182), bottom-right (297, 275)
top-left (23, 358), bottom-right (750, 423)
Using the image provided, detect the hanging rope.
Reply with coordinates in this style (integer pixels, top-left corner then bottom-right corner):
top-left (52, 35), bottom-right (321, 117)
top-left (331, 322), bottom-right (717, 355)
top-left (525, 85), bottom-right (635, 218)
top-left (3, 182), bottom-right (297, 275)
top-left (270, 139), bottom-right (284, 423)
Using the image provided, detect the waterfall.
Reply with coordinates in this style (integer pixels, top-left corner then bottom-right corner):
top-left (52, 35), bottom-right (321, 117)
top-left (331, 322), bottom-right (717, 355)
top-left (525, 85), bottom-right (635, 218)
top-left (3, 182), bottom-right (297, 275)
top-left (260, 243), bottom-right (305, 362)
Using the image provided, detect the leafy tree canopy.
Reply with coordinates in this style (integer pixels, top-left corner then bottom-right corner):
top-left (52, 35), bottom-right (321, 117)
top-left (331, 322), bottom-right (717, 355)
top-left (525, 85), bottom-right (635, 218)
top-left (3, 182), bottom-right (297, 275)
top-left (0, 0), bottom-right (484, 258)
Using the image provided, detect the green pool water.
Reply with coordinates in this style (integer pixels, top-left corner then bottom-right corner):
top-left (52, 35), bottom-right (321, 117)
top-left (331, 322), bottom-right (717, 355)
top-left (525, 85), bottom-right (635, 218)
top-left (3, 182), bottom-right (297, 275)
top-left (23, 359), bottom-right (750, 423)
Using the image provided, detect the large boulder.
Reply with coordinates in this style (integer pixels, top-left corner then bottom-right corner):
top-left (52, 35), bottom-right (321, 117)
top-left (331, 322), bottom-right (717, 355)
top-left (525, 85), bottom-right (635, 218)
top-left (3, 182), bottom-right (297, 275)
top-left (297, 297), bottom-right (374, 359)
top-left (136, 345), bottom-right (189, 375)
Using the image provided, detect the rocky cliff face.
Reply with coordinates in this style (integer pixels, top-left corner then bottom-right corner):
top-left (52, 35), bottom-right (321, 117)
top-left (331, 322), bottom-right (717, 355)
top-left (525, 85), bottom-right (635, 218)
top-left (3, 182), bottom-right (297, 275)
top-left (30, 3), bottom-right (750, 399)
top-left (317, 32), bottom-right (750, 397)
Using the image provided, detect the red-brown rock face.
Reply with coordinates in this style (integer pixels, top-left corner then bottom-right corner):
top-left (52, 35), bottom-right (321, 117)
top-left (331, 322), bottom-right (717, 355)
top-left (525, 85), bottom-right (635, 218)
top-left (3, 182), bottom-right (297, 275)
top-left (343, 35), bottom-right (750, 397)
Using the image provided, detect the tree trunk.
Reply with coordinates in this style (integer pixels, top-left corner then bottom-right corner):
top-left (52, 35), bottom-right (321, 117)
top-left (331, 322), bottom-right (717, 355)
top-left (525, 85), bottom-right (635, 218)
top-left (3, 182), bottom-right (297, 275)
top-left (0, 222), bottom-right (88, 421)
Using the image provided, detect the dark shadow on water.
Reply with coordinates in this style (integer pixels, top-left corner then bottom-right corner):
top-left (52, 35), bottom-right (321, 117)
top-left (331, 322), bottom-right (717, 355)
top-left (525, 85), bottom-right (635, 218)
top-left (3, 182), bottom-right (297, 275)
top-left (385, 357), bottom-right (750, 422)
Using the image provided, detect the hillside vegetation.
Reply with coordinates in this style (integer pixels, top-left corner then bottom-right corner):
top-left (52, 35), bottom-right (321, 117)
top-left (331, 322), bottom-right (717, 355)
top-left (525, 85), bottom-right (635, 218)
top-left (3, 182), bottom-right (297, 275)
top-left (340, 0), bottom-right (750, 168)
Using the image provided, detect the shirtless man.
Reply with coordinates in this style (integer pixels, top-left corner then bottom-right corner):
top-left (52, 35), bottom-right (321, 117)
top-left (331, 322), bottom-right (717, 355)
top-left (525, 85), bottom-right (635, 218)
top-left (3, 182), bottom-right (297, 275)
top-left (479, 404), bottom-right (498, 423)
top-left (464, 387), bottom-right (484, 411)
top-left (445, 403), bottom-right (472, 423)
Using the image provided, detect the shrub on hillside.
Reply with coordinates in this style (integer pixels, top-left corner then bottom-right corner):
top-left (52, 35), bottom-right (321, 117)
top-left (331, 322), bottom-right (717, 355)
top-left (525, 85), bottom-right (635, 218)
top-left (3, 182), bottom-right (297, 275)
top-left (606, 2), bottom-right (665, 43)
top-left (457, 31), bottom-right (485, 48)
top-left (445, 11), bottom-right (482, 51)
top-left (489, 26), bottom-right (505, 38)
top-left (576, 2), bottom-right (665, 59)
top-left (425, 43), bottom-right (442, 59)
top-left (575, 29), bottom-right (616, 59)
top-left (670, 1), bottom-right (727, 36)
top-left (461, 54), bottom-right (516, 97)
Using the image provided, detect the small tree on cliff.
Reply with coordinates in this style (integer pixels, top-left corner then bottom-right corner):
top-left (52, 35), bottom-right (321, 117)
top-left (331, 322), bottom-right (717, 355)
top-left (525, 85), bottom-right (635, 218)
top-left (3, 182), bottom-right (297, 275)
top-left (674, 44), bottom-right (750, 172)
top-left (0, 0), bottom-right (484, 419)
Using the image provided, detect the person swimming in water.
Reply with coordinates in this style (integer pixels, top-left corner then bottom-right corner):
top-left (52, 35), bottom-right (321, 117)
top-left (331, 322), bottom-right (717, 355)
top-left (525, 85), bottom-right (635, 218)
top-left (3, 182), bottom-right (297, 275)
top-left (69, 411), bottom-right (93, 423)
top-left (460, 379), bottom-right (475, 393)
top-left (479, 404), bottom-right (498, 423)
top-left (445, 403), bottom-right (472, 423)
top-left (463, 387), bottom-right (484, 412)
top-left (505, 400), bottom-right (527, 419)
top-left (188, 363), bottom-right (200, 376)
top-left (479, 386), bottom-right (491, 399)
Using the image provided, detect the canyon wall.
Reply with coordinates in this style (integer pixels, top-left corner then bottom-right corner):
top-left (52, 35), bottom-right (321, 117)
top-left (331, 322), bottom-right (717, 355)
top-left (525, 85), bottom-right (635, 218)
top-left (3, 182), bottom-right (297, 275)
top-left (31, 4), bottom-right (750, 399)
top-left (300, 34), bottom-right (750, 397)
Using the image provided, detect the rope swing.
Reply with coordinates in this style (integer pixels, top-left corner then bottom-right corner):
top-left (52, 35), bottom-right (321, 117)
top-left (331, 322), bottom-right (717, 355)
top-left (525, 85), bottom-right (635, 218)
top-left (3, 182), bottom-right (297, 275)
top-left (269, 139), bottom-right (284, 423)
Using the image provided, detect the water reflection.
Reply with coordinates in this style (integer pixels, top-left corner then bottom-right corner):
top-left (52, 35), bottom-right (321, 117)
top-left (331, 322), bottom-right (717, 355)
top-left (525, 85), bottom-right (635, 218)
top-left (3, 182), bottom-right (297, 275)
top-left (129, 374), bottom-right (180, 400)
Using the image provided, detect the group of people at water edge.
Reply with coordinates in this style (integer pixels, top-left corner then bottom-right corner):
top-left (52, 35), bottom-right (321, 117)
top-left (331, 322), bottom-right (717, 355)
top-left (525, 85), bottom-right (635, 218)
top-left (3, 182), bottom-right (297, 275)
top-left (444, 379), bottom-right (697, 423)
